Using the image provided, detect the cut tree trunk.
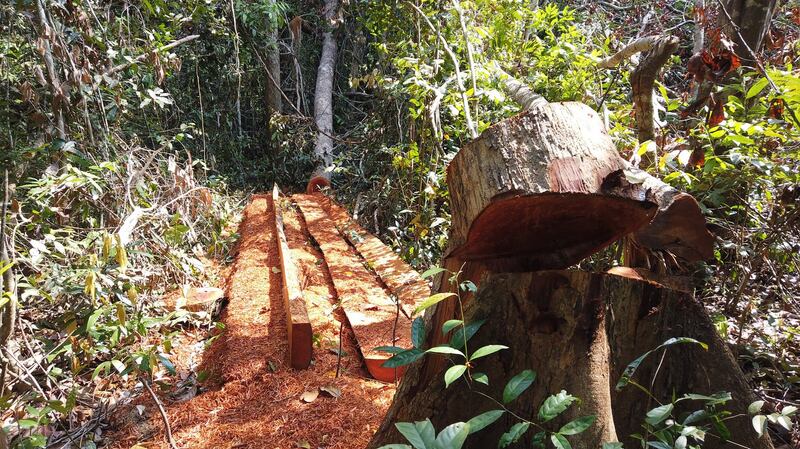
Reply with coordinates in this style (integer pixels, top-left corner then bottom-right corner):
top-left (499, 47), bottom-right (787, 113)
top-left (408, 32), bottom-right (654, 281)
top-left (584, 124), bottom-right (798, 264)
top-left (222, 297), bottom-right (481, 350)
top-left (308, 0), bottom-right (340, 192)
top-left (445, 101), bottom-right (659, 272)
top-left (493, 77), bottom-right (715, 264)
top-left (369, 271), bottom-right (774, 449)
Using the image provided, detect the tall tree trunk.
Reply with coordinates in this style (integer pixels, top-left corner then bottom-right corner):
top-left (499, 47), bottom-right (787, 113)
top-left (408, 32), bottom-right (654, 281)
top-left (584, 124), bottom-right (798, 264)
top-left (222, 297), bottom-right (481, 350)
top-left (307, 0), bottom-right (340, 193)
top-left (719, 0), bottom-right (777, 62)
top-left (266, 8), bottom-right (282, 135)
top-left (369, 271), bottom-right (774, 449)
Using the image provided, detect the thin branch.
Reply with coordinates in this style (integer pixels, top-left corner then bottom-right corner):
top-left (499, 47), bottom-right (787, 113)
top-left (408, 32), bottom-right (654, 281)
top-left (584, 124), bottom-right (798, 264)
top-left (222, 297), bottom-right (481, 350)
top-left (105, 34), bottom-right (199, 76)
top-left (143, 377), bottom-right (178, 449)
top-left (598, 36), bottom-right (660, 69)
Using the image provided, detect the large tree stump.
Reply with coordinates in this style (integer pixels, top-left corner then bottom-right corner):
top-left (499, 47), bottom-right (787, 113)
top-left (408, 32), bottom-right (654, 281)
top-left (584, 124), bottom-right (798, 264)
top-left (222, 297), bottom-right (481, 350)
top-left (446, 102), bottom-right (658, 272)
top-left (369, 271), bottom-right (773, 449)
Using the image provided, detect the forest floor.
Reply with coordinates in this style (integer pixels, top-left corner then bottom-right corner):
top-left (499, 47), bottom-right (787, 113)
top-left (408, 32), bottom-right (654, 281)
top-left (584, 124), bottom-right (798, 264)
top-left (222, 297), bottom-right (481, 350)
top-left (106, 194), bottom-right (398, 448)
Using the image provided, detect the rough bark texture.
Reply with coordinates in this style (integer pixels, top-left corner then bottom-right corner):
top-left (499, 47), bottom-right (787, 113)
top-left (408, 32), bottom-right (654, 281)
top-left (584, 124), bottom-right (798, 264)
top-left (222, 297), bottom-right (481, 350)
top-left (719, 0), bottom-right (777, 61)
top-left (369, 271), bottom-right (773, 449)
top-left (445, 102), bottom-right (659, 272)
top-left (630, 36), bottom-right (680, 146)
top-left (308, 0), bottom-right (340, 190)
top-left (265, 9), bottom-right (282, 138)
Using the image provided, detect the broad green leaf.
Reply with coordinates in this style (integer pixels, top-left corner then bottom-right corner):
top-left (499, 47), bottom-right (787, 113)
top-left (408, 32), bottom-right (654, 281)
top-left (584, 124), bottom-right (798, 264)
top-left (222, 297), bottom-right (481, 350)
top-left (531, 431), bottom-right (547, 448)
top-left (469, 344), bottom-right (507, 361)
top-left (449, 319), bottom-right (486, 349)
top-left (426, 345), bottom-right (465, 357)
top-left (602, 443), bottom-right (624, 449)
top-left (559, 415), bottom-right (596, 435)
top-left (748, 401), bottom-right (765, 415)
top-left (412, 317), bottom-right (426, 348)
top-left (645, 404), bottom-right (674, 426)
top-left (442, 319), bottom-right (463, 334)
top-left (420, 267), bottom-right (447, 279)
top-left (674, 435), bottom-right (687, 449)
top-left (414, 419), bottom-right (436, 448)
top-left (444, 364), bottom-right (467, 388)
top-left (746, 77), bottom-right (769, 99)
top-left (498, 422), bottom-right (530, 448)
top-left (435, 422), bottom-right (470, 449)
top-left (377, 445), bottom-right (412, 449)
top-left (551, 433), bottom-right (572, 449)
top-left (466, 410), bottom-right (504, 434)
top-left (503, 369), bottom-right (536, 404)
top-left (645, 442), bottom-right (670, 449)
top-left (782, 405), bottom-right (797, 416)
top-left (158, 354), bottom-right (176, 375)
top-left (616, 338), bottom-right (707, 390)
top-left (395, 422), bottom-right (430, 449)
top-left (473, 372), bottom-right (489, 385)
top-left (538, 391), bottom-right (577, 422)
top-left (111, 359), bottom-right (126, 373)
top-left (383, 348), bottom-right (425, 368)
top-left (414, 293), bottom-right (456, 315)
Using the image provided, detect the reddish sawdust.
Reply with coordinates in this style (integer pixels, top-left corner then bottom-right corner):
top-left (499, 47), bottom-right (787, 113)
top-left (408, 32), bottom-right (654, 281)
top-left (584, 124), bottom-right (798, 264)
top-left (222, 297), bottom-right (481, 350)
top-left (108, 194), bottom-right (394, 448)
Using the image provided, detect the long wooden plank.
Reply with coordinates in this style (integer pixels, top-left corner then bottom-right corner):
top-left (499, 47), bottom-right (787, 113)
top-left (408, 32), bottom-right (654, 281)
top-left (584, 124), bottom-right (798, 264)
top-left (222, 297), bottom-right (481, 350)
top-left (294, 193), bottom-right (411, 382)
top-left (272, 185), bottom-right (312, 369)
top-left (321, 198), bottom-right (431, 310)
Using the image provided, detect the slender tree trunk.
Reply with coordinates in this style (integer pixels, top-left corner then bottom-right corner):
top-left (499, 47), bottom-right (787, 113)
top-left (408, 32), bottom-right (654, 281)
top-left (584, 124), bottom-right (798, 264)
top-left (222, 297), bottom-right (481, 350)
top-left (719, 0), bottom-right (777, 62)
top-left (266, 7), bottom-right (282, 129)
top-left (36, 0), bottom-right (66, 140)
top-left (308, 0), bottom-right (340, 192)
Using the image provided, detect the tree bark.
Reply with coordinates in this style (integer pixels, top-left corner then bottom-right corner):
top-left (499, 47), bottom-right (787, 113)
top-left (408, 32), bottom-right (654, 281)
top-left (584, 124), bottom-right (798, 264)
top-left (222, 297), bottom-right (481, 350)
top-left (308, 0), bottom-right (340, 192)
top-left (369, 271), bottom-right (773, 449)
top-left (719, 0), bottom-right (777, 62)
top-left (630, 36), bottom-right (679, 147)
top-left (266, 8), bottom-right (282, 137)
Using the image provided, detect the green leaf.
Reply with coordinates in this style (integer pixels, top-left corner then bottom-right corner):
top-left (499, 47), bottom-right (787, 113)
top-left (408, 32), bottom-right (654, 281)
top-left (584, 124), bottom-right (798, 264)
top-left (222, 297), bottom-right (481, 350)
top-left (395, 422), bottom-right (431, 449)
top-left (411, 317), bottom-right (426, 349)
top-left (158, 354), bottom-right (176, 375)
top-left (426, 345), bottom-right (465, 357)
top-left (645, 442), bottom-right (670, 449)
top-left (473, 372), bottom-right (489, 385)
top-left (469, 345), bottom-right (508, 361)
top-left (503, 369), bottom-right (536, 404)
top-left (413, 293), bottom-right (456, 315)
top-left (449, 319), bottom-right (486, 350)
top-left (538, 391), bottom-right (577, 422)
top-left (531, 431), bottom-right (547, 448)
top-left (17, 419), bottom-right (39, 429)
top-left (746, 77), bottom-right (769, 99)
top-left (498, 422), bottom-right (530, 448)
top-left (413, 419), bottom-right (436, 448)
top-left (444, 365), bottom-right (467, 388)
top-left (435, 422), bottom-right (470, 449)
top-left (92, 361), bottom-right (111, 379)
top-left (377, 445), bottom-right (412, 449)
top-left (466, 410), bottom-right (504, 434)
top-left (383, 349), bottom-right (425, 368)
top-left (442, 319), bottom-right (463, 334)
top-left (551, 433), bottom-right (572, 449)
top-left (616, 338), bottom-right (707, 390)
top-left (559, 415), bottom-right (596, 435)
top-left (602, 443), bottom-right (624, 449)
top-left (420, 267), bottom-right (447, 279)
top-left (111, 359), bottom-right (126, 373)
top-left (752, 413), bottom-right (768, 436)
top-left (645, 404), bottom-right (674, 426)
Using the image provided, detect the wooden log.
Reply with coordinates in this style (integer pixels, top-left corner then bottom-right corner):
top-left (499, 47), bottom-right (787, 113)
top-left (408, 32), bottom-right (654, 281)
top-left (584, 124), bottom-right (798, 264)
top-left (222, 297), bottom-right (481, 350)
top-left (294, 193), bottom-right (412, 382)
top-left (272, 185), bottom-right (313, 370)
top-left (369, 271), bottom-right (773, 449)
top-left (445, 102), bottom-right (659, 272)
top-left (322, 197), bottom-right (431, 310)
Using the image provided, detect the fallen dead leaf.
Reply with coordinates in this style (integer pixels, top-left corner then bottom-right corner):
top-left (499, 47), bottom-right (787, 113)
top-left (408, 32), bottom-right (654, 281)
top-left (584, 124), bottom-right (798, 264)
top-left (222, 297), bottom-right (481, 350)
top-left (320, 385), bottom-right (342, 398)
top-left (300, 390), bottom-right (319, 403)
